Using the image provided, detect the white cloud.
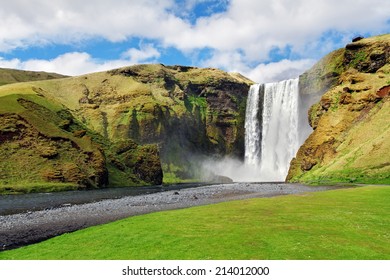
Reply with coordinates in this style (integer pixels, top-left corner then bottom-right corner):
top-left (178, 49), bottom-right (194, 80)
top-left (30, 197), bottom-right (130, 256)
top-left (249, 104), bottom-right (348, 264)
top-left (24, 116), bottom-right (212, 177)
top-left (0, 49), bottom-right (161, 76)
top-left (0, 0), bottom-right (389, 76)
top-left (200, 50), bottom-right (315, 83)
top-left (0, 0), bottom-right (189, 51)
top-left (200, 50), bottom-right (249, 72)
top-left (244, 59), bottom-right (316, 84)
top-left (122, 43), bottom-right (160, 64)
top-left (167, 0), bottom-right (390, 59)
top-left (0, 57), bottom-right (21, 69)
top-left (1, 0), bottom-right (389, 54)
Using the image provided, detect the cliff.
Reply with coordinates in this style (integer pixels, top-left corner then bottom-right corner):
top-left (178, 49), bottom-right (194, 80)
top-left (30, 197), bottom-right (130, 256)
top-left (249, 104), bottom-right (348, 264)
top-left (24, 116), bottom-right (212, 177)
top-left (288, 34), bottom-right (390, 184)
top-left (0, 65), bottom-right (252, 193)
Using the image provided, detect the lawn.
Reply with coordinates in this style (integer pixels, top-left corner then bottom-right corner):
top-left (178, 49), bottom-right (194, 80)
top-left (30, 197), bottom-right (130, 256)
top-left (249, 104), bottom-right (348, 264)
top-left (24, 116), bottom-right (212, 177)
top-left (1, 186), bottom-right (389, 260)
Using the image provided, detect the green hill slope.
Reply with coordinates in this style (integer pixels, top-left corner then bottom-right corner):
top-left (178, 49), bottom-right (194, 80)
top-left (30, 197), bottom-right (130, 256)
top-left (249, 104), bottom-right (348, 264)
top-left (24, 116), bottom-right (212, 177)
top-left (288, 34), bottom-right (390, 184)
top-left (0, 65), bottom-right (252, 193)
top-left (0, 68), bottom-right (67, 86)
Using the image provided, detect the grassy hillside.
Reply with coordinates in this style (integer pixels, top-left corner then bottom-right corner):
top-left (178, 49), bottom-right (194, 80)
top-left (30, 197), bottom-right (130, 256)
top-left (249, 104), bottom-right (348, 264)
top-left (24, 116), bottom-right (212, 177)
top-left (1, 186), bottom-right (389, 260)
top-left (0, 92), bottom-right (163, 194)
top-left (0, 68), bottom-right (67, 86)
top-left (288, 34), bottom-right (390, 184)
top-left (0, 64), bottom-right (251, 193)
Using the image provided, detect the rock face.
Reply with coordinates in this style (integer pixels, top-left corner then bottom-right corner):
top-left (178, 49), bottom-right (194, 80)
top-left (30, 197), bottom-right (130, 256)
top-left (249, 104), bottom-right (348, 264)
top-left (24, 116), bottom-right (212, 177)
top-left (0, 93), bottom-right (166, 194)
top-left (287, 34), bottom-right (390, 184)
top-left (107, 65), bottom-right (251, 159)
top-left (0, 96), bottom-right (108, 193)
top-left (44, 64), bottom-right (251, 183)
top-left (0, 65), bottom-right (252, 193)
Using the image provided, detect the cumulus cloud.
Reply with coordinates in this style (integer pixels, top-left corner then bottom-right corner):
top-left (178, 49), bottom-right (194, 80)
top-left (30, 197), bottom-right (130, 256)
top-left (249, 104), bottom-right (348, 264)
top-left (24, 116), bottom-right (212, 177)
top-left (0, 0), bottom-right (189, 51)
top-left (200, 50), bottom-right (248, 72)
top-left (0, 0), bottom-right (389, 76)
top-left (1, 53), bottom-right (114, 76)
top-left (168, 0), bottom-right (390, 58)
top-left (200, 49), bottom-right (315, 83)
top-left (122, 43), bottom-right (160, 63)
top-left (2, 0), bottom-right (389, 54)
top-left (0, 46), bottom-right (161, 76)
top-left (244, 59), bottom-right (316, 83)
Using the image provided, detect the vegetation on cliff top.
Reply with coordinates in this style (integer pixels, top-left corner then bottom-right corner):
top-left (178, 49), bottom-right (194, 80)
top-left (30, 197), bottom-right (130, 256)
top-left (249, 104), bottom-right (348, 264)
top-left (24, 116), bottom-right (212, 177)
top-left (288, 34), bottom-right (390, 184)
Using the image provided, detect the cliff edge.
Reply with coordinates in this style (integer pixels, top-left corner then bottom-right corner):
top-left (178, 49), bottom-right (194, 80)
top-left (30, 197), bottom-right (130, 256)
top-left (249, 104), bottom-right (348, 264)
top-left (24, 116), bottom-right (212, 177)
top-left (288, 34), bottom-right (390, 184)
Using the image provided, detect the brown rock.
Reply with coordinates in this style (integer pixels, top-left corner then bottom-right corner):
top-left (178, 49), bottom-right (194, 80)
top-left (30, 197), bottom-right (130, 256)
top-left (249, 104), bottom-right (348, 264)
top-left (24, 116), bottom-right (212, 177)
top-left (73, 130), bottom-right (87, 138)
top-left (301, 159), bottom-right (317, 171)
top-left (340, 93), bottom-right (352, 105)
top-left (343, 87), bottom-right (352, 93)
top-left (320, 98), bottom-right (332, 110)
top-left (352, 36), bottom-right (364, 43)
top-left (39, 147), bottom-right (58, 159)
top-left (376, 85), bottom-right (390, 98)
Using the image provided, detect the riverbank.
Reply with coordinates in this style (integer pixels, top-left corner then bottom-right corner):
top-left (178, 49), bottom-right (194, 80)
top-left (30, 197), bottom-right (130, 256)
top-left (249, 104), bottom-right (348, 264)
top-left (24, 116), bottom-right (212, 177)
top-left (0, 183), bottom-right (341, 251)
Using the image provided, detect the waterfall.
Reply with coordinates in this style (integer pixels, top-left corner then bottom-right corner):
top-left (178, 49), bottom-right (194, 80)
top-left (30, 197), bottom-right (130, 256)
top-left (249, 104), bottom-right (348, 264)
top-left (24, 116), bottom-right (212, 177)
top-left (244, 78), bottom-right (300, 181)
top-left (244, 84), bottom-right (262, 166)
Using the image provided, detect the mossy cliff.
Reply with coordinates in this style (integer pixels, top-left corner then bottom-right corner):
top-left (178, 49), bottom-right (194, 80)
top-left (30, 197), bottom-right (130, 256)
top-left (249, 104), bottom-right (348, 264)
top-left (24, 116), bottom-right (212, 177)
top-left (0, 65), bottom-right (251, 193)
top-left (0, 94), bottom-right (163, 194)
top-left (104, 65), bottom-right (252, 181)
top-left (288, 34), bottom-right (390, 184)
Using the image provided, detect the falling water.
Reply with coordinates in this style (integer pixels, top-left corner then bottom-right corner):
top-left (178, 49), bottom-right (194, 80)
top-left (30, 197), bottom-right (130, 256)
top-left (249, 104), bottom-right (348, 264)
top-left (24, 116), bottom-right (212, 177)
top-left (244, 84), bottom-right (262, 166)
top-left (245, 78), bottom-right (300, 181)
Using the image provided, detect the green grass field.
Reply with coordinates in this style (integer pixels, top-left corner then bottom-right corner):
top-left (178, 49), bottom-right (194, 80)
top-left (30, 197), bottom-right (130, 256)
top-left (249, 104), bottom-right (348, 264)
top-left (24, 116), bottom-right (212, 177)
top-left (1, 186), bottom-right (389, 260)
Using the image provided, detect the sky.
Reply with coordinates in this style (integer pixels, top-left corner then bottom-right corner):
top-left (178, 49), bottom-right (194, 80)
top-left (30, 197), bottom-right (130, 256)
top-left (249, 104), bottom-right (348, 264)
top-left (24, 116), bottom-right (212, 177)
top-left (0, 0), bottom-right (389, 83)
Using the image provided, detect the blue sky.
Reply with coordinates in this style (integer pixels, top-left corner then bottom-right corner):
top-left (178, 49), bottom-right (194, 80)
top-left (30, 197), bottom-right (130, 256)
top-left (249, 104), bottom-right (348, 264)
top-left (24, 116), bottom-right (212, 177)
top-left (0, 0), bottom-right (389, 83)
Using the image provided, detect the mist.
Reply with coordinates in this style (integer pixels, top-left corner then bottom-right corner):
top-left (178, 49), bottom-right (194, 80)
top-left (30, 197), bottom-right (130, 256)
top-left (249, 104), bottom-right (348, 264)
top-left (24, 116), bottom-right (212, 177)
top-left (200, 157), bottom-right (265, 182)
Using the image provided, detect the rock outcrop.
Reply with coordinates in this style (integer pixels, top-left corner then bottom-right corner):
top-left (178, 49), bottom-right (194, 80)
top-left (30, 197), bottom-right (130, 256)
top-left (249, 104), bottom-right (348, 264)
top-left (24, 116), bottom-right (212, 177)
top-left (287, 34), bottom-right (390, 184)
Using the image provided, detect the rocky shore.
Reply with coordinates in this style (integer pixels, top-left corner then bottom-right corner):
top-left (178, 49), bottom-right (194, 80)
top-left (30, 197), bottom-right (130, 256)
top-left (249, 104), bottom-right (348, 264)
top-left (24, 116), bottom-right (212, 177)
top-left (0, 183), bottom-right (340, 251)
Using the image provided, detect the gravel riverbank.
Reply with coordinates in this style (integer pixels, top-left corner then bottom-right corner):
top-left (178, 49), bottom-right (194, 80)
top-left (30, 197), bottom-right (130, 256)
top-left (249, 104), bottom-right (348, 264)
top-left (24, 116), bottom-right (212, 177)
top-left (0, 183), bottom-right (340, 251)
